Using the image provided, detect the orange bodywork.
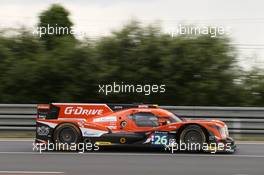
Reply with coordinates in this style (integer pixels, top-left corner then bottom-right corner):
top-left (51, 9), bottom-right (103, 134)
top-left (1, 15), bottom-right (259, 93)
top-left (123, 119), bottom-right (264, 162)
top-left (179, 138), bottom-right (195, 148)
top-left (36, 103), bottom-right (232, 147)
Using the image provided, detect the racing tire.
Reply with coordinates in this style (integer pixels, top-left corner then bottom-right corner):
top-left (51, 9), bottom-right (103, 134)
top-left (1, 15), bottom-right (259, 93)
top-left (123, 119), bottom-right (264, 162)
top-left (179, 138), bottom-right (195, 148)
top-left (179, 125), bottom-right (206, 151)
top-left (53, 123), bottom-right (82, 147)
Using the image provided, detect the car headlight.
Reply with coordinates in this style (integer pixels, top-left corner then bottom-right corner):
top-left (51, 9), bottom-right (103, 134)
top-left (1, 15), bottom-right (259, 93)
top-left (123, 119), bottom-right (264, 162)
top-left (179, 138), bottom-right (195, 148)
top-left (224, 125), bottom-right (229, 137)
top-left (209, 124), bottom-right (229, 139)
top-left (220, 125), bottom-right (229, 138)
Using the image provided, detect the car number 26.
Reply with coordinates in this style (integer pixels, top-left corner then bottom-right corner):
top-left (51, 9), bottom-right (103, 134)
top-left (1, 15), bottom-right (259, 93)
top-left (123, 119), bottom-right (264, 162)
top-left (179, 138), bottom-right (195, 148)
top-left (152, 133), bottom-right (168, 145)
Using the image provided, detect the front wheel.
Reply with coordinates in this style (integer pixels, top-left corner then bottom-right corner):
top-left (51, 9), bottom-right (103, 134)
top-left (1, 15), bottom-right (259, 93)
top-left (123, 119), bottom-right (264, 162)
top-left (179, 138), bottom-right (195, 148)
top-left (179, 125), bottom-right (206, 151)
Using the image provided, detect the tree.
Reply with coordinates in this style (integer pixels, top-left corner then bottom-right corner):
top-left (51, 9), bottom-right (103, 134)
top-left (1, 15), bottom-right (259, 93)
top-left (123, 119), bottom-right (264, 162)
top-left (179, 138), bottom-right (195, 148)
top-left (160, 34), bottom-right (243, 105)
top-left (242, 69), bottom-right (264, 106)
top-left (0, 4), bottom-right (262, 106)
top-left (95, 22), bottom-right (245, 105)
top-left (38, 4), bottom-right (76, 49)
top-left (95, 22), bottom-right (169, 103)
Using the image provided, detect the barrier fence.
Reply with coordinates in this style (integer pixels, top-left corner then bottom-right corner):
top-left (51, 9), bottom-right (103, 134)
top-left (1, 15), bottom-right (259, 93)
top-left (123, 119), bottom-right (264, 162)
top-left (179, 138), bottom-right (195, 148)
top-left (0, 104), bottom-right (264, 136)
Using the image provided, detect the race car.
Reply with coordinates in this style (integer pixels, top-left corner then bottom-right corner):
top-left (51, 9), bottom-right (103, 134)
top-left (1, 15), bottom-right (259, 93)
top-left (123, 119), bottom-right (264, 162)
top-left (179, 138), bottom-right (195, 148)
top-left (35, 103), bottom-right (236, 153)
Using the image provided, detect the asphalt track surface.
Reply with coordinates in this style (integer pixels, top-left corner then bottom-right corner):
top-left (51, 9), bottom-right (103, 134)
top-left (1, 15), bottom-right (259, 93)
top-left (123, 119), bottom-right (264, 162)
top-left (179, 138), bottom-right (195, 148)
top-left (0, 140), bottom-right (263, 175)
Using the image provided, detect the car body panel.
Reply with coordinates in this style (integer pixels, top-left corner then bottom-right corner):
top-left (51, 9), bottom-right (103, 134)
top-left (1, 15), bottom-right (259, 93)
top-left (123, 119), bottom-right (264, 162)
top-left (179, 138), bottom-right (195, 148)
top-left (35, 103), bottom-right (236, 152)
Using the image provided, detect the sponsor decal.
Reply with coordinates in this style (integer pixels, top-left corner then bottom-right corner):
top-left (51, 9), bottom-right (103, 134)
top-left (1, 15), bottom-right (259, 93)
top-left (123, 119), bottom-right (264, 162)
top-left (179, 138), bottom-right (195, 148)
top-left (37, 104), bottom-right (50, 109)
top-left (83, 131), bottom-right (97, 136)
top-left (37, 121), bottom-right (57, 128)
top-left (64, 107), bottom-right (103, 116)
top-left (120, 121), bottom-right (127, 128)
top-left (120, 137), bottom-right (126, 144)
top-left (93, 116), bottom-right (117, 122)
top-left (95, 142), bottom-right (112, 146)
top-left (37, 126), bottom-right (50, 136)
top-left (107, 126), bottom-right (117, 129)
top-left (168, 126), bottom-right (177, 129)
top-left (81, 128), bottom-right (108, 137)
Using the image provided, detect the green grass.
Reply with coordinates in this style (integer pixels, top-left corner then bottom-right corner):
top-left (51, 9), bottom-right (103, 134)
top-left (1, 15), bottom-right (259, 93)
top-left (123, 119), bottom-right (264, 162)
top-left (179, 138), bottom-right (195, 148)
top-left (0, 131), bottom-right (35, 138)
top-left (230, 134), bottom-right (264, 141)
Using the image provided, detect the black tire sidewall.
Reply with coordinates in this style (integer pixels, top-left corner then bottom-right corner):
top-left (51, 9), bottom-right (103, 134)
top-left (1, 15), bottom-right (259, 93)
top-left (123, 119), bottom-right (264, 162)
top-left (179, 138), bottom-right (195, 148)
top-left (54, 123), bottom-right (81, 144)
top-left (179, 125), bottom-right (206, 145)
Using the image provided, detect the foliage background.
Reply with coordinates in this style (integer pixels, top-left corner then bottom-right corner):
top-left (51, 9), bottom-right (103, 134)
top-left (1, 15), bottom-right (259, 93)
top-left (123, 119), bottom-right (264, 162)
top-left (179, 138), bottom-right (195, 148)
top-left (0, 4), bottom-right (263, 106)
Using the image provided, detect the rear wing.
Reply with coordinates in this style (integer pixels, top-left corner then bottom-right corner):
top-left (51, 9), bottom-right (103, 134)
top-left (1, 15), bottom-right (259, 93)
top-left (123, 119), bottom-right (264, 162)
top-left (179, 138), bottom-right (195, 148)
top-left (37, 103), bottom-right (158, 119)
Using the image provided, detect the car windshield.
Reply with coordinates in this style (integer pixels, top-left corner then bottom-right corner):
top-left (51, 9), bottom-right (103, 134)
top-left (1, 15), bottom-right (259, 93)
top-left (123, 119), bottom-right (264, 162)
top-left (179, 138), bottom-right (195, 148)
top-left (130, 112), bottom-right (159, 127)
top-left (129, 111), bottom-right (182, 127)
top-left (167, 113), bottom-right (182, 123)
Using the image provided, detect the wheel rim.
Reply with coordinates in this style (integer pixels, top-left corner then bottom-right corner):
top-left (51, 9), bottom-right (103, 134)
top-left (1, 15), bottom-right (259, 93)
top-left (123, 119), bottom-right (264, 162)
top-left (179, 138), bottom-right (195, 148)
top-left (183, 130), bottom-right (203, 144)
top-left (58, 127), bottom-right (77, 144)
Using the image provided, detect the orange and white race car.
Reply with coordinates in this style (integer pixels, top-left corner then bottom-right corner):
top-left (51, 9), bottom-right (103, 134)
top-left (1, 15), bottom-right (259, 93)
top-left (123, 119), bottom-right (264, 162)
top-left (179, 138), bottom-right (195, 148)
top-left (35, 103), bottom-right (236, 153)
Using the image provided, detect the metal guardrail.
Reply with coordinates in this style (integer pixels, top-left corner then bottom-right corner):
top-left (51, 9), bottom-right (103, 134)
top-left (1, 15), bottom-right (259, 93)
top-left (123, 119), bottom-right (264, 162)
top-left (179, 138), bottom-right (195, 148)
top-left (163, 106), bottom-right (264, 135)
top-left (0, 104), bottom-right (264, 135)
top-left (0, 104), bottom-right (36, 131)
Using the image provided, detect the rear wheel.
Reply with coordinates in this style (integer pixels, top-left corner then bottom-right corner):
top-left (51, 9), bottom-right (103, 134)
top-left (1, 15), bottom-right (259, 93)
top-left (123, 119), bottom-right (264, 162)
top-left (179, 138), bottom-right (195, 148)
top-left (179, 125), bottom-right (206, 151)
top-left (54, 123), bottom-right (81, 145)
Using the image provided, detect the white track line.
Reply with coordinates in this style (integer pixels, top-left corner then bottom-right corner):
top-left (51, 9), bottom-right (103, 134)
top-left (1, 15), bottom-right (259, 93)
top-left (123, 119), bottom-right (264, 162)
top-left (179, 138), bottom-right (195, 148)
top-left (0, 140), bottom-right (34, 142)
top-left (1, 140), bottom-right (264, 145)
top-left (0, 171), bottom-right (64, 174)
top-left (0, 151), bottom-right (264, 158)
top-left (236, 142), bottom-right (264, 145)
